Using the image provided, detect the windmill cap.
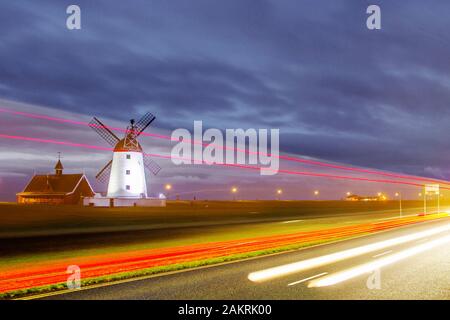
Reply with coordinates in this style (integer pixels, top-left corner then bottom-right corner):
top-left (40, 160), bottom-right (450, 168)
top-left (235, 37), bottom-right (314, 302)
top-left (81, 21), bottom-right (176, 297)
top-left (114, 138), bottom-right (143, 152)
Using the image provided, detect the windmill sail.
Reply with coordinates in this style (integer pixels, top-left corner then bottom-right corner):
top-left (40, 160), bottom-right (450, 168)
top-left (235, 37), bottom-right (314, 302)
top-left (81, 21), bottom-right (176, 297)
top-left (89, 117), bottom-right (120, 146)
top-left (143, 154), bottom-right (161, 175)
top-left (135, 112), bottom-right (156, 136)
top-left (95, 160), bottom-right (112, 183)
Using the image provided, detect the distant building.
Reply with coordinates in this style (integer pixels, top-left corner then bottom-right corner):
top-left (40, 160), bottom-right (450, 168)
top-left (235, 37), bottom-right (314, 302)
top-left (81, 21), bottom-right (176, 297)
top-left (345, 194), bottom-right (386, 201)
top-left (16, 159), bottom-right (95, 205)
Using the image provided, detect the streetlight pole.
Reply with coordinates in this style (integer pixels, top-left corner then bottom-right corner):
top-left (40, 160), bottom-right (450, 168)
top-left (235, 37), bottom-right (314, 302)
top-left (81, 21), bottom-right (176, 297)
top-left (395, 192), bottom-right (402, 218)
top-left (438, 192), bottom-right (440, 214)
top-left (424, 188), bottom-right (427, 215)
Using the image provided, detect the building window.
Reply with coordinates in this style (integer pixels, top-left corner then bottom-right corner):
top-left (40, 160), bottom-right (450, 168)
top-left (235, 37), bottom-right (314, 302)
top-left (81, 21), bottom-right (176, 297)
top-left (126, 170), bottom-right (130, 175)
top-left (126, 185), bottom-right (131, 190)
top-left (126, 154), bottom-right (131, 159)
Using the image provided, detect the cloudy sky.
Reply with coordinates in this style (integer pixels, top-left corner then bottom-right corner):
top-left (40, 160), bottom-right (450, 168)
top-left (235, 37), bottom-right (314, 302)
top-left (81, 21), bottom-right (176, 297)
top-left (1, 1), bottom-right (450, 200)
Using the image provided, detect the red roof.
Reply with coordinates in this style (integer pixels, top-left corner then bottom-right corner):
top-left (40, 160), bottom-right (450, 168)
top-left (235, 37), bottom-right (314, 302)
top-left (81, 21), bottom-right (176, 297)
top-left (18, 174), bottom-right (92, 195)
top-left (114, 138), bottom-right (143, 152)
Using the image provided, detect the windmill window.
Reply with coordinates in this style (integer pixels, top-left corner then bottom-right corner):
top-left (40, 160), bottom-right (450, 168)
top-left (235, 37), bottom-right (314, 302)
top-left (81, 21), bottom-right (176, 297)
top-left (126, 170), bottom-right (130, 175)
top-left (126, 154), bottom-right (131, 159)
top-left (126, 185), bottom-right (131, 190)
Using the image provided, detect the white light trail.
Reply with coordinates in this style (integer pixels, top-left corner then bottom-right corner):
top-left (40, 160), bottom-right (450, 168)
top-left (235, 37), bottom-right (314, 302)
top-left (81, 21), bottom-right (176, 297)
top-left (248, 222), bottom-right (450, 283)
top-left (308, 234), bottom-right (450, 287)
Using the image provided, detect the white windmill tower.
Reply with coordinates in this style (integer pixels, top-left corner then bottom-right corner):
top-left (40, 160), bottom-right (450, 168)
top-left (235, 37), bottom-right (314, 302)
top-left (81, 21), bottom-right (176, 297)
top-left (89, 113), bottom-right (161, 199)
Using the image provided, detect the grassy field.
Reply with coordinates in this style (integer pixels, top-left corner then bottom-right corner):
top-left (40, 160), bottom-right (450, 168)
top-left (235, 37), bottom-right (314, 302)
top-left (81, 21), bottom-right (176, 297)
top-left (0, 200), bottom-right (434, 237)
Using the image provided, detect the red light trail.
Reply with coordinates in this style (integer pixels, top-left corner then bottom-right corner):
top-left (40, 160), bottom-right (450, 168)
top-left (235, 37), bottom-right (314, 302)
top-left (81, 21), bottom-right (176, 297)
top-left (1, 107), bottom-right (449, 186)
top-left (0, 134), bottom-right (112, 151)
top-left (1, 133), bottom-right (449, 189)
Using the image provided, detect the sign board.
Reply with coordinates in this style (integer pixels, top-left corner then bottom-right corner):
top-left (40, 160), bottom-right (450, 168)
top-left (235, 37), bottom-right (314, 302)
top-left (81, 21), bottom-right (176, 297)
top-left (425, 184), bottom-right (440, 194)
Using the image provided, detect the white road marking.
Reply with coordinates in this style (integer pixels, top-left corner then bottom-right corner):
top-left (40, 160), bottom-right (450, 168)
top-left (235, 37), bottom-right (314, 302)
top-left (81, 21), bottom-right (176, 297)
top-left (288, 273), bottom-right (328, 286)
top-left (372, 250), bottom-right (392, 258)
top-left (375, 214), bottom-right (416, 221)
top-left (281, 220), bottom-right (304, 224)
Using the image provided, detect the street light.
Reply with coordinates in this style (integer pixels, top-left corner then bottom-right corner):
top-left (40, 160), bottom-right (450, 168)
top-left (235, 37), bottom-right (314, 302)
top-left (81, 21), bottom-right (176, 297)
top-left (231, 187), bottom-right (238, 201)
top-left (276, 189), bottom-right (282, 200)
top-left (377, 192), bottom-right (387, 201)
top-left (165, 184), bottom-right (172, 199)
top-left (314, 190), bottom-right (319, 200)
top-left (395, 192), bottom-right (402, 217)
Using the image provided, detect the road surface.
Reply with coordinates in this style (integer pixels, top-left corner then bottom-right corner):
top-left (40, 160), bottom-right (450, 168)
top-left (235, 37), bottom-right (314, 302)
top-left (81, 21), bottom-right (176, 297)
top-left (42, 217), bottom-right (450, 300)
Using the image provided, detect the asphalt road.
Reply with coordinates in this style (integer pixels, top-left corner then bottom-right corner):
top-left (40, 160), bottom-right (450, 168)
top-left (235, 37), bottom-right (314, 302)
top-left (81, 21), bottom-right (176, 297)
top-left (43, 217), bottom-right (450, 300)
